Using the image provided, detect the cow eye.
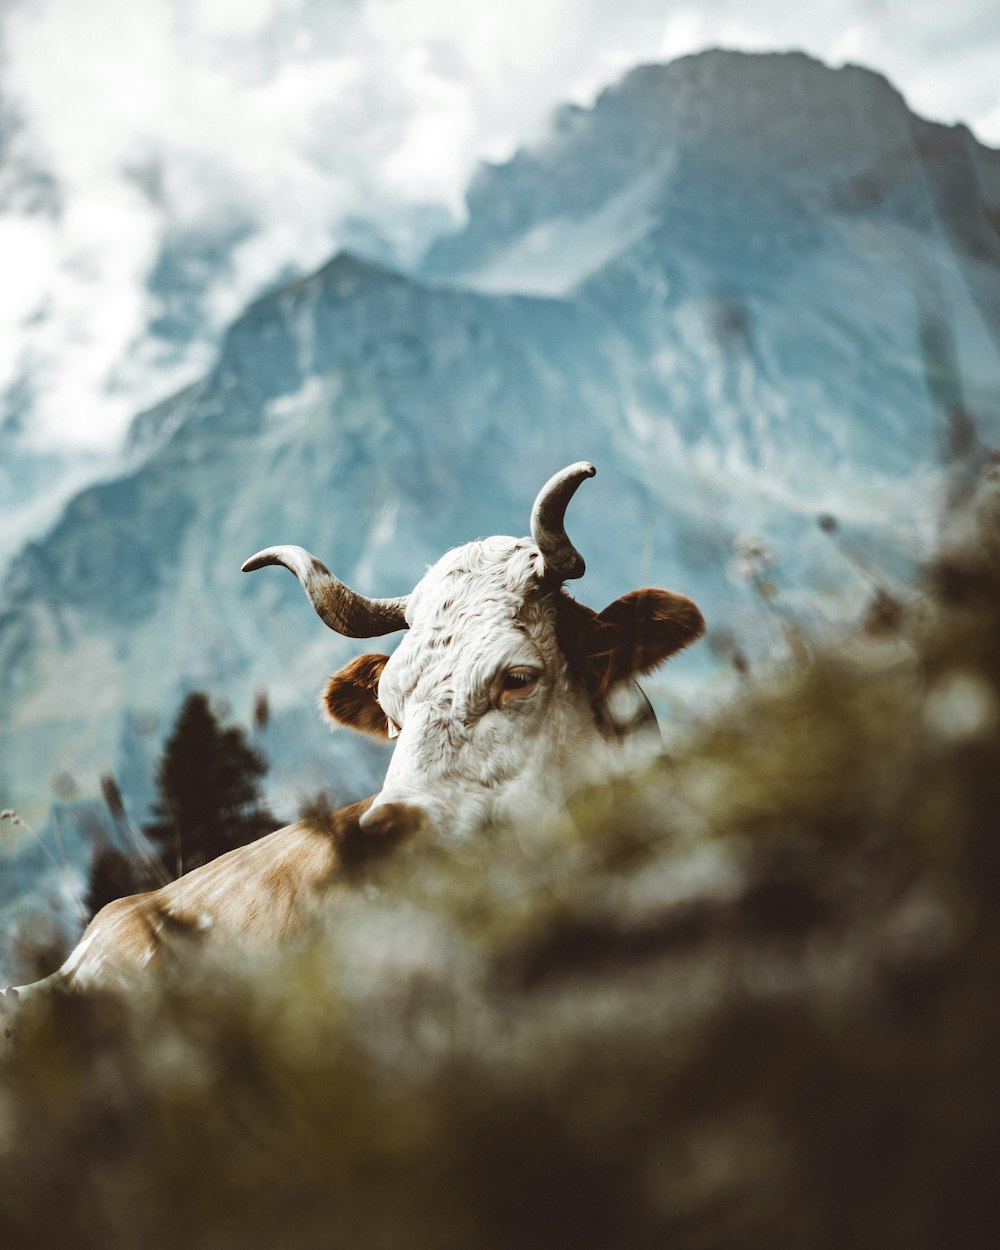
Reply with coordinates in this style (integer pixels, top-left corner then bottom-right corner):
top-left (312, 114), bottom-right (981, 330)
top-left (498, 667), bottom-right (540, 707)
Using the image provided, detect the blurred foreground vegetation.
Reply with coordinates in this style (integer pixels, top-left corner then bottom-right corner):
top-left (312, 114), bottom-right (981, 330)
top-left (2, 485), bottom-right (999, 1250)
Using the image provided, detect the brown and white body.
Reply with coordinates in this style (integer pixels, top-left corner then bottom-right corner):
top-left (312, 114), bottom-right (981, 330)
top-left (5, 802), bottom-right (373, 999)
top-left (6, 463), bottom-right (704, 999)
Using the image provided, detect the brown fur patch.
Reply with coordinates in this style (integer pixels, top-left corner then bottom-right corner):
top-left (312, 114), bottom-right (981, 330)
top-left (555, 588), bottom-right (705, 701)
top-left (301, 797), bottom-right (414, 877)
top-left (321, 653), bottom-right (391, 738)
top-left (332, 798), bottom-right (415, 873)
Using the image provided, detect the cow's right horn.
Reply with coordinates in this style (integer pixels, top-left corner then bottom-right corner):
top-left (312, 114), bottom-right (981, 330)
top-left (531, 461), bottom-right (595, 582)
top-left (241, 545), bottom-right (409, 637)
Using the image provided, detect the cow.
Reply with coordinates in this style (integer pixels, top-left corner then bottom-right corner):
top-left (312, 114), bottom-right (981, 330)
top-left (3, 462), bottom-right (704, 1003)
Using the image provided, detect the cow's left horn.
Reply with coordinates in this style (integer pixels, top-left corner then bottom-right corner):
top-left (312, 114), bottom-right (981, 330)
top-left (531, 461), bottom-right (595, 581)
top-left (241, 545), bottom-right (409, 637)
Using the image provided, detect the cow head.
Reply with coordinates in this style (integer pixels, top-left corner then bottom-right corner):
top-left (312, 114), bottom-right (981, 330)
top-left (243, 464), bottom-right (704, 836)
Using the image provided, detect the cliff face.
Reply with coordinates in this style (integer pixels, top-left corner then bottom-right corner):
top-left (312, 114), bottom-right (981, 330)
top-left (425, 51), bottom-right (1000, 483)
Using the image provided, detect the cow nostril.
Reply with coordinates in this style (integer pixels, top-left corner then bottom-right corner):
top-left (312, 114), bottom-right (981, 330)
top-left (359, 802), bottom-right (427, 841)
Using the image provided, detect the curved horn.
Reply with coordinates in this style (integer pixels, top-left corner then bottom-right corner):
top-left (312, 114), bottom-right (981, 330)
top-left (241, 545), bottom-right (408, 638)
top-left (530, 461), bottom-right (596, 581)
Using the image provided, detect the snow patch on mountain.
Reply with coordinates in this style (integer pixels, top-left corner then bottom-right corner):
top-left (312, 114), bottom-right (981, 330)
top-left (452, 167), bottom-right (668, 296)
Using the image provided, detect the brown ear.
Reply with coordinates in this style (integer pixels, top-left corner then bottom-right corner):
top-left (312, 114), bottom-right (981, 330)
top-left (557, 588), bottom-right (705, 700)
top-left (321, 653), bottom-right (391, 739)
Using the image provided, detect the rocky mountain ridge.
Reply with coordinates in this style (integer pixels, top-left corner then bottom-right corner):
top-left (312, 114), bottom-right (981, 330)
top-left (2, 49), bottom-right (999, 962)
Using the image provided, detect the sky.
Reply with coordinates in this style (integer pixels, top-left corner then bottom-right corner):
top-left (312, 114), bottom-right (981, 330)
top-left (1, 0), bottom-right (999, 454)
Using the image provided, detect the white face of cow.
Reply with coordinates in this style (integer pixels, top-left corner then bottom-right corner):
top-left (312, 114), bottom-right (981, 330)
top-left (243, 463), bottom-right (705, 841)
top-left (350, 537), bottom-right (604, 836)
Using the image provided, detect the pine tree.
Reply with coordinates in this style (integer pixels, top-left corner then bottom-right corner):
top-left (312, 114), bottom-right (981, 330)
top-left (85, 844), bottom-right (149, 917)
top-left (81, 773), bottom-right (170, 917)
top-left (143, 692), bottom-right (274, 878)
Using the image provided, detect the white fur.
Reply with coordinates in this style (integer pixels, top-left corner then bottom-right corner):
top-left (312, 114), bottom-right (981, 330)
top-left (360, 536), bottom-right (626, 837)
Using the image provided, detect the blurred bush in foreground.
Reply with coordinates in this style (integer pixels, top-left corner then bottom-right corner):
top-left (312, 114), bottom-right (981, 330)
top-left (1, 485), bottom-right (999, 1250)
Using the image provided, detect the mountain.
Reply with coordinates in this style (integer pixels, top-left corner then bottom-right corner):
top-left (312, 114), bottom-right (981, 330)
top-left (2, 50), bottom-right (1000, 968)
top-left (424, 51), bottom-right (1000, 478)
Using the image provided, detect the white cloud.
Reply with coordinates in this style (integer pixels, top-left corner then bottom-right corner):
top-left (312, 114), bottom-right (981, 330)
top-left (0, 0), bottom-right (997, 453)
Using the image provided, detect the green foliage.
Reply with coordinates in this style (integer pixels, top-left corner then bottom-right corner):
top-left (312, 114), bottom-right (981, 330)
top-left (143, 692), bottom-right (273, 877)
top-left (2, 490), bottom-right (999, 1250)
